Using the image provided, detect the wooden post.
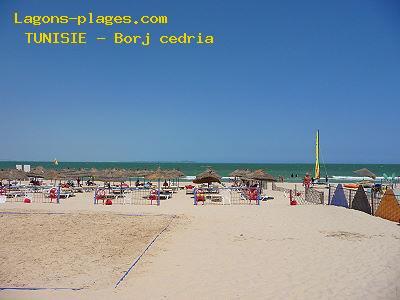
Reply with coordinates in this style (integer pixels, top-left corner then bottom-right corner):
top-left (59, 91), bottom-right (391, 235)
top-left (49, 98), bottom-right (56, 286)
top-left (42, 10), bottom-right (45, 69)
top-left (57, 185), bottom-right (61, 204)
top-left (157, 179), bottom-right (161, 206)
top-left (327, 184), bottom-right (331, 205)
top-left (94, 188), bottom-right (97, 205)
top-left (371, 191), bottom-right (374, 216)
top-left (349, 190), bottom-right (352, 208)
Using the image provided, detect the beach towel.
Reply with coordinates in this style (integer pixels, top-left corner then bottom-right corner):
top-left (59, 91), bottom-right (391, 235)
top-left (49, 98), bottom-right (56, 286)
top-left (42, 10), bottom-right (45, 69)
top-left (375, 189), bottom-right (400, 222)
top-left (351, 186), bottom-right (371, 215)
top-left (330, 184), bottom-right (348, 208)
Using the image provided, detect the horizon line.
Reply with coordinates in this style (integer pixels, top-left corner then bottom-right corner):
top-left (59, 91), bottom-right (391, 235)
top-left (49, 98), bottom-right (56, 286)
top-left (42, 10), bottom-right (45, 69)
top-left (0, 160), bottom-right (399, 165)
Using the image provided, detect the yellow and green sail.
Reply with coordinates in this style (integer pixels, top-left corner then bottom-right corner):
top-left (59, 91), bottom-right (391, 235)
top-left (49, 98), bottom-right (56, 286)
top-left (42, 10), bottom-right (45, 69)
top-left (314, 130), bottom-right (320, 179)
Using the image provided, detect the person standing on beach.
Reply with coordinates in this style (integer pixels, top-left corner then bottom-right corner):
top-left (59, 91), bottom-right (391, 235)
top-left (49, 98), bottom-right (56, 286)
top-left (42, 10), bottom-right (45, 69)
top-left (303, 173), bottom-right (311, 189)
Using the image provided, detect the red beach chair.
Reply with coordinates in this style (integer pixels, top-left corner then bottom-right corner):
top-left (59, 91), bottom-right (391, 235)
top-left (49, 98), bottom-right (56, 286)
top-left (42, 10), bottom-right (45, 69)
top-left (247, 189), bottom-right (258, 203)
top-left (196, 189), bottom-right (206, 205)
top-left (96, 189), bottom-right (106, 204)
top-left (148, 190), bottom-right (158, 205)
top-left (49, 188), bottom-right (58, 203)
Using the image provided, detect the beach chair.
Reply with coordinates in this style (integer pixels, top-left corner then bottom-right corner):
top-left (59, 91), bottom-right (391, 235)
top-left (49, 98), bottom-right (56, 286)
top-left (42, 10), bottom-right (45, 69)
top-left (95, 189), bottom-right (107, 204)
top-left (185, 185), bottom-right (195, 194)
top-left (148, 190), bottom-right (158, 205)
top-left (196, 189), bottom-right (206, 205)
top-left (49, 188), bottom-right (58, 203)
top-left (246, 189), bottom-right (259, 204)
top-left (0, 188), bottom-right (6, 204)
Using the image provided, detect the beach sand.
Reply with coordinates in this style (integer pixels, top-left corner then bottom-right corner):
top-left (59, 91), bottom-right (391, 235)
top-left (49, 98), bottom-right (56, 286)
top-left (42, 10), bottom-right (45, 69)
top-left (0, 183), bottom-right (399, 299)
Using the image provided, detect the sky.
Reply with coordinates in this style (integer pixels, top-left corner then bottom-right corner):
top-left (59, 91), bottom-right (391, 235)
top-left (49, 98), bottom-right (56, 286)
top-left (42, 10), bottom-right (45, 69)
top-left (0, 0), bottom-right (399, 163)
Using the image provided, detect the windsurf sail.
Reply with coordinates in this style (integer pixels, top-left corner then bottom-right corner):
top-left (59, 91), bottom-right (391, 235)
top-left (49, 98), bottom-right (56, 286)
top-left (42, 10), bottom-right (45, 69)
top-left (314, 130), bottom-right (320, 179)
top-left (53, 159), bottom-right (59, 166)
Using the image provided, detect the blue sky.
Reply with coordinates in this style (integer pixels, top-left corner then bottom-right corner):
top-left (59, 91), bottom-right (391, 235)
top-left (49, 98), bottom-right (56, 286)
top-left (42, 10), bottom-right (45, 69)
top-left (0, 0), bottom-right (399, 163)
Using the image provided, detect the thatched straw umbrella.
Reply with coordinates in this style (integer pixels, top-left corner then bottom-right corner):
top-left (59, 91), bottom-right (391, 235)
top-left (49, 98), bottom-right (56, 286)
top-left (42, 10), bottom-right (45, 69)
top-left (70, 168), bottom-right (92, 178)
top-left (125, 169), bottom-right (152, 186)
top-left (145, 168), bottom-right (172, 201)
top-left (0, 170), bottom-right (6, 185)
top-left (0, 169), bottom-right (28, 184)
top-left (248, 169), bottom-right (276, 182)
top-left (136, 169), bottom-right (152, 177)
top-left (87, 168), bottom-right (101, 182)
top-left (56, 169), bottom-right (92, 186)
top-left (165, 169), bottom-right (185, 187)
top-left (145, 168), bottom-right (171, 181)
top-left (124, 169), bottom-right (137, 186)
top-left (353, 168), bottom-right (376, 180)
top-left (229, 169), bottom-right (251, 183)
top-left (26, 166), bottom-right (46, 179)
top-left (58, 169), bottom-right (76, 180)
top-left (247, 169), bottom-right (276, 192)
top-left (97, 168), bottom-right (127, 183)
top-left (168, 169), bottom-right (184, 178)
top-left (93, 168), bottom-right (123, 191)
top-left (230, 169), bottom-right (243, 178)
top-left (0, 169), bottom-right (7, 180)
top-left (193, 168), bottom-right (221, 186)
top-left (44, 169), bottom-right (62, 183)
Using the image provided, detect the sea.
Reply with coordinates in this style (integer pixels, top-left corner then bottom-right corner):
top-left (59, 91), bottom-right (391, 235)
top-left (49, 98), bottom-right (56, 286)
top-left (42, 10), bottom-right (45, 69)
top-left (0, 161), bottom-right (399, 182)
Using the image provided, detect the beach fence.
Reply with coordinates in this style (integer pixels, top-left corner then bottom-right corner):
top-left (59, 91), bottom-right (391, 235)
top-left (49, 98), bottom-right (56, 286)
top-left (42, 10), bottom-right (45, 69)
top-left (272, 183), bottom-right (325, 205)
top-left (193, 187), bottom-right (261, 205)
top-left (288, 188), bottom-right (324, 205)
top-left (1, 187), bottom-right (60, 204)
top-left (93, 187), bottom-right (161, 206)
top-left (271, 182), bottom-right (290, 193)
top-left (327, 185), bottom-right (400, 217)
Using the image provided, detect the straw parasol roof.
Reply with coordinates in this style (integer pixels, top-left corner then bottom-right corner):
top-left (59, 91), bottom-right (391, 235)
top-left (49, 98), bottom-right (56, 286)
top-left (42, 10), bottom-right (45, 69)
top-left (0, 170), bottom-right (6, 180)
top-left (138, 169), bottom-right (152, 177)
top-left (88, 168), bottom-right (101, 178)
top-left (353, 168), bottom-right (376, 179)
top-left (56, 169), bottom-right (76, 180)
top-left (230, 169), bottom-right (251, 178)
top-left (44, 169), bottom-right (62, 180)
top-left (56, 168), bottom-right (93, 179)
top-left (145, 168), bottom-right (171, 181)
top-left (127, 169), bottom-right (152, 178)
top-left (125, 169), bottom-right (138, 178)
top-left (0, 169), bottom-right (28, 181)
top-left (69, 168), bottom-right (92, 178)
top-left (193, 168), bottom-right (221, 184)
top-left (96, 168), bottom-right (129, 182)
top-left (26, 166), bottom-right (46, 178)
top-left (247, 169), bottom-right (276, 182)
top-left (166, 169), bottom-right (185, 178)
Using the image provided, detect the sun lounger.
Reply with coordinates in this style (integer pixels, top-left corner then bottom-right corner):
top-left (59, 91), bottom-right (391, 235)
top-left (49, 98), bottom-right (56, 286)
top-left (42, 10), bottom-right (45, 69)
top-left (6, 191), bottom-right (26, 198)
top-left (59, 192), bottom-right (73, 199)
top-left (206, 194), bottom-right (222, 202)
top-left (159, 193), bottom-right (170, 200)
top-left (185, 185), bottom-right (195, 194)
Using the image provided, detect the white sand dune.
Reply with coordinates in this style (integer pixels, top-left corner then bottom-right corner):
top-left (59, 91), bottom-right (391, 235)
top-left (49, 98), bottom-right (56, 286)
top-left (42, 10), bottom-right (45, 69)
top-left (0, 186), bottom-right (399, 299)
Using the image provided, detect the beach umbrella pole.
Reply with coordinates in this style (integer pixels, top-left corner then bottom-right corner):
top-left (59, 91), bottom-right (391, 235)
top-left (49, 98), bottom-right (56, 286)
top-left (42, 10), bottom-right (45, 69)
top-left (157, 179), bottom-right (161, 206)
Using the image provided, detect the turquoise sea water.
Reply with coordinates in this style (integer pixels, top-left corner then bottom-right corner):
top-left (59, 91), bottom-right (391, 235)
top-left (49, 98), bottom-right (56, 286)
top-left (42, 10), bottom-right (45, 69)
top-left (0, 161), bottom-right (399, 182)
